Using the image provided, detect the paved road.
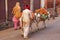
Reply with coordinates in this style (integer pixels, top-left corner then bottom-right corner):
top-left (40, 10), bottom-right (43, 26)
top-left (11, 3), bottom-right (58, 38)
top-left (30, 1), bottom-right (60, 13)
top-left (0, 16), bottom-right (60, 40)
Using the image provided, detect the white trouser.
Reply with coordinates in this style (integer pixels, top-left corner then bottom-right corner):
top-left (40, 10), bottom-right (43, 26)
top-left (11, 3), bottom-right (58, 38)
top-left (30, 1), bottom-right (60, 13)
top-left (23, 21), bottom-right (30, 38)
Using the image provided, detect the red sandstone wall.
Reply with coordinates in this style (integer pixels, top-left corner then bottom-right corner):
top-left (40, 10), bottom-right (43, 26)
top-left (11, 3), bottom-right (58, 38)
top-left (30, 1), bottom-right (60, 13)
top-left (47, 0), bottom-right (60, 8)
top-left (0, 0), bottom-right (60, 23)
top-left (0, 0), bottom-right (6, 22)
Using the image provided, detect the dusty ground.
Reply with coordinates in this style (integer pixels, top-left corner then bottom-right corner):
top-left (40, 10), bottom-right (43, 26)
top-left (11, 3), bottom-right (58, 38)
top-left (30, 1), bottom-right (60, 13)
top-left (0, 16), bottom-right (60, 40)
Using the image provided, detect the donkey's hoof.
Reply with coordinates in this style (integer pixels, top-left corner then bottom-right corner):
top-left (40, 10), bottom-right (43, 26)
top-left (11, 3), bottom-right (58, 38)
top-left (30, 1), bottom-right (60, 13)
top-left (42, 27), bottom-right (46, 30)
top-left (44, 26), bottom-right (46, 28)
top-left (38, 28), bottom-right (40, 31)
top-left (21, 34), bottom-right (24, 37)
top-left (24, 38), bottom-right (29, 40)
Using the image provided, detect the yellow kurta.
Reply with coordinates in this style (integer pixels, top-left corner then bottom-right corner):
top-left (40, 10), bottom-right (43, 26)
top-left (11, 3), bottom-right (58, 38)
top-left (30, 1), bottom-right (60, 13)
top-left (12, 6), bottom-right (21, 19)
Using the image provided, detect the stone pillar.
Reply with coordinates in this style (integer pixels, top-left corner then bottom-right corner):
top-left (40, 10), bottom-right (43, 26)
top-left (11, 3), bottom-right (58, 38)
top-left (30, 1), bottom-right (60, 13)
top-left (5, 0), bottom-right (8, 23)
top-left (41, 0), bottom-right (45, 8)
top-left (45, 0), bottom-right (47, 9)
top-left (30, 0), bottom-right (34, 11)
top-left (54, 0), bottom-right (56, 10)
top-left (41, 0), bottom-right (47, 8)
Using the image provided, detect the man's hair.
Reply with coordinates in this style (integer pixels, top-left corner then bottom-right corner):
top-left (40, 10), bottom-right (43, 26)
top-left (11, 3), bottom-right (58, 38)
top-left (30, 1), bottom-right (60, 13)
top-left (25, 4), bottom-right (30, 9)
top-left (26, 5), bottom-right (29, 7)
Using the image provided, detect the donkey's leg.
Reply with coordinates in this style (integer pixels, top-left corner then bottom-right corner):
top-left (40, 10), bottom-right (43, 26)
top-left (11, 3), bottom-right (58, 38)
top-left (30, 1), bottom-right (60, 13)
top-left (29, 19), bottom-right (34, 32)
top-left (37, 17), bottom-right (41, 30)
top-left (35, 18), bottom-right (40, 31)
top-left (43, 21), bottom-right (46, 28)
top-left (23, 22), bottom-right (30, 39)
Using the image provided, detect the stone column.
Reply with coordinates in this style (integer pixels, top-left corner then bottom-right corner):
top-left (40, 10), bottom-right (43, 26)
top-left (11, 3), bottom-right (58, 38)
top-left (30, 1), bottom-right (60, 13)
top-left (45, 0), bottom-right (47, 9)
top-left (41, 0), bottom-right (47, 8)
top-left (30, 0), bottom-right (34, 11)
top-left (41, 0), bottom-right (45, 8)
top-left (54, 0), bottom-right (58, 16)
top-left (54, 0), bottom-right (56, 10)
top-left (5, 0), bottom-right (8, 23)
